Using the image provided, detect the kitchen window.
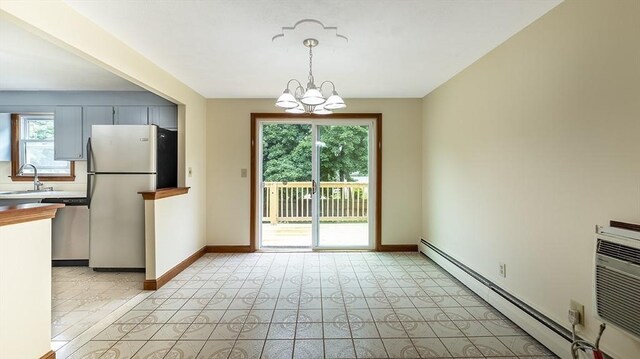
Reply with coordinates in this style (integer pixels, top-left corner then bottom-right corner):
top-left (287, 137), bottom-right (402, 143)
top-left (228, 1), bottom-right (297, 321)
top-left (11, 113), bottom-right (75, 181)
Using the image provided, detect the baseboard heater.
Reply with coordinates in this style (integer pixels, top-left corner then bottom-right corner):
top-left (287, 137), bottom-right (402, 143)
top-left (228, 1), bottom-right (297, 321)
top-left (419, 239), bottom-right (611, 359)
top-left (420, 239), bottom-right (572, 339)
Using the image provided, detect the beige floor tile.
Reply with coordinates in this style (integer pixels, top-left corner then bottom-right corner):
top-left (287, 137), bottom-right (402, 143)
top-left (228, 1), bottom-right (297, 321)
top-left (99, 340), bottom-right (145, 359)
top-left (354, 338), bottom-right (388, 358)
top-left (382, 338), bottom-right (420, 358)
top-left (131, 340), bottom-right (175, 359)
top-left (165, 340), bottom-right (206, 359)
top-left (293, 339), bottom-right (323, 359)
top-left (66, 340), bottom-right (115, 359)
top-left (230, 340), bottom-right (264, 359)
top-left (261, 339), bottom-right (293, 359)
top-left (412, 337), bottom-right (451, 358)
top-left (51, 253), bottom-right (556, 359)
top-left (324, 338), bottom-right (356, 359)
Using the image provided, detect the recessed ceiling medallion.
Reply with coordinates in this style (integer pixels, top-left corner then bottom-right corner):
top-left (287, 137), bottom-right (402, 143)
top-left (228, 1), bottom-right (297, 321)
top-left (272, 18), bottom-right (348, 44)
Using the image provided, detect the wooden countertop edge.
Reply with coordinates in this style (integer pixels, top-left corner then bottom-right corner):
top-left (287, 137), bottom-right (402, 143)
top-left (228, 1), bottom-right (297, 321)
top-left (139, 187), bottom-right (190, 200)
top-left (0, 203), bottom-right (64, 227)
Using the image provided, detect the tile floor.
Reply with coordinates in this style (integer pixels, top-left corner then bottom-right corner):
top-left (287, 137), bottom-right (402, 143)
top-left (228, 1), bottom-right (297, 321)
top-left (57, 252), bottom-right (557, 358)
top-left (52, 267), bottom-right (145, 351)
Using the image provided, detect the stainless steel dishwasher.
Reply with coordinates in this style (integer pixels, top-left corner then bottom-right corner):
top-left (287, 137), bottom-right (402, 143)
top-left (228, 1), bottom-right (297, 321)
top-left (41, 197), bottom-right (89, 266)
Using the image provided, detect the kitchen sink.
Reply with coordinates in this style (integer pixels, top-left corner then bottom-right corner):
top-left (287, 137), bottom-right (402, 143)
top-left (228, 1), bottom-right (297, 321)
top-left (0, 189), bottom-right (55, 195)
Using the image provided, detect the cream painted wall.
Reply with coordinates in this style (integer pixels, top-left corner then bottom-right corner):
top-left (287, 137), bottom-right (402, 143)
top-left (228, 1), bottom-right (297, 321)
top-left (0, 1), bottom-right (207, 271)
top-left (0, 219), bottom-right (52, 358)
top-left (422, 0), bottom-right (640, 357)
top-left (144, 194), bottom-right (200, 280)
top-left (207, 99), bottom-right (422, 246)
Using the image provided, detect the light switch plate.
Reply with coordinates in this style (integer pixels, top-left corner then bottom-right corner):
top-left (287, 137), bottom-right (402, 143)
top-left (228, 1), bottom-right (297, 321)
top-left (241, 168), bottom-right (247, 178)
top-left (188, 167), bottom-right (193, 177)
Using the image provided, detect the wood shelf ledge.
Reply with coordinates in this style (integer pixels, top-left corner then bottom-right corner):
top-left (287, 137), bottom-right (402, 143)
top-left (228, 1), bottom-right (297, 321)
top-left (139, 187), bottom-right (190, 200)
top-left (0, 203), bottom-right (64, 227)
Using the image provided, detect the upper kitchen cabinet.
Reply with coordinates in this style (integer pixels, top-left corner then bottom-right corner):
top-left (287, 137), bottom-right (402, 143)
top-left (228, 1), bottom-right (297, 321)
top-left (114, 106), bottom-right (148, 125)
top-left (114, 105), bottom-right (177, 129)
top-left (149, 106), bottom-right (177, 129)
top-left (83, 106), bottom-right (114, 158)
top-left (54, 106), bottom-right (83, 160)
top-left (0, 114), bottom-right (10, 161)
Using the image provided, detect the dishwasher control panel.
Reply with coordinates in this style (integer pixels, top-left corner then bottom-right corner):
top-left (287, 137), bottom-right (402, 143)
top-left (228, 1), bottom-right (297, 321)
top-left (42, 197), bottom-right (88, 206)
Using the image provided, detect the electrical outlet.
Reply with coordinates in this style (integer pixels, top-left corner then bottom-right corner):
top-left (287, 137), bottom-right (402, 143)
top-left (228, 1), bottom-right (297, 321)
top-left (188, 167), bottom-right (193, 177)
top-left (570, 300), bottom-right (585, 326)
top-left (499, 263), bottom-right (507, 278)
top-left (240, 168), bottom-right (247, 178)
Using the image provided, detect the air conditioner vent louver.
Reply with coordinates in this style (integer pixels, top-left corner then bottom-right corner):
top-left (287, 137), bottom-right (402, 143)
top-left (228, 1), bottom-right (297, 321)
top-left (597, 240), bottom-right (640, 265)
top-left (594, 233), bottom-right (640, 340)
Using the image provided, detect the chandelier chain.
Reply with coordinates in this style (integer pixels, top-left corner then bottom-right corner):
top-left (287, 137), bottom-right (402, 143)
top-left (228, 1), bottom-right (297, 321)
top-left (308, 44), bottom-right (314, 83)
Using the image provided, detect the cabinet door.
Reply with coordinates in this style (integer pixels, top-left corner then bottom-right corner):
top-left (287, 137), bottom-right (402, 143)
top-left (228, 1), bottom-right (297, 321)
top-left (115, 106), bottom-right (148, 125)
top-left (54, 106), bottom-right (83, 160)
top-left (149, 106), bottom-right (177, 129)
top-left (83, 106), bottom-right (114, 159)
top-left (0, 113), bottom-right (10, 161)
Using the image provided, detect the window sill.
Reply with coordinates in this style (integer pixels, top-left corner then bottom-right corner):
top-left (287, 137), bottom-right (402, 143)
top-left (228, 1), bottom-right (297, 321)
top-left (10, 175), bottom-right (76, 182)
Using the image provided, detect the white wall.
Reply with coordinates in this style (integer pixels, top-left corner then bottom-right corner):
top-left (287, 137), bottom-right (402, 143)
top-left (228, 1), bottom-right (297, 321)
top-left (0, 0), bottom-right (208, 267)
top-left (0, 219), bottom-right (52, 358)
top-left (421, 0), bottom-right (640, 358)
top-left (207, 99), bottom-right (422, 246)
top-left (144, 194), bottom-right (201, 280)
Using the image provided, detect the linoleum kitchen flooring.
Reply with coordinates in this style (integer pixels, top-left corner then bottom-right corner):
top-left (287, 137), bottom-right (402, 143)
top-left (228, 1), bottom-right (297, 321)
top-left (56, 252), bottom-right (557, 358)
top-left (52, 267), bottom-right (145, 352)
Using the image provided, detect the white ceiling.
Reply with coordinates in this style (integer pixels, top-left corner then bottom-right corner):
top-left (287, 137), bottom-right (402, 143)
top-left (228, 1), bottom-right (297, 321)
top-left (63, 0), bottom-right (561, 98)
top-left (0, 19), bottom-right (143, 91)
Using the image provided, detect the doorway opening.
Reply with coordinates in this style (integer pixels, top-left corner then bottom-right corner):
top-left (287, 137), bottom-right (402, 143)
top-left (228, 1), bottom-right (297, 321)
top-left (250, 113), bottom-right (381, 251)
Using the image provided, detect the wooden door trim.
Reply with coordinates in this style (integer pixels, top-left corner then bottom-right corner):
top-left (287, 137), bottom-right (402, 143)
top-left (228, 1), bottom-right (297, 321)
top-left (250, 113), bottom-right (382, 251)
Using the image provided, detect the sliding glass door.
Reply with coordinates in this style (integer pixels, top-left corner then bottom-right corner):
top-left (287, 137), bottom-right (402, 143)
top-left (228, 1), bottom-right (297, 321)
top-left (259, 120), bottom-right (374, 249)
top-left (314, 124), bottom-right (371, 248)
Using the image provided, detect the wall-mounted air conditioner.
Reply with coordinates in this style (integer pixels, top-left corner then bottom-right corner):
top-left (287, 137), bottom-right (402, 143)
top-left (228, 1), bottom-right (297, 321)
top-left (594, 225), bottom-right (640, 340)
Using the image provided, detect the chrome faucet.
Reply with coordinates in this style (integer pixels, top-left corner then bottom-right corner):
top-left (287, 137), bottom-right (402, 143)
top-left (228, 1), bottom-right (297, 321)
top-left (18, 163), bottom-right (44, 191)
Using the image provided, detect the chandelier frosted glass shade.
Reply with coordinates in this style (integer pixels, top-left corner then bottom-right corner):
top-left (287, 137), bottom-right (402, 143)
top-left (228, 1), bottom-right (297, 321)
top-left (285, 102), bottom-right (305, 114)
top-left (274, 38), bottom-right (346, 114)
top-left (312, 104), bottom-right (332, 115)
top-left (300, 87), bottom-right (325, 106)
top-left (275, 90), bottom-right (298, 109)
top-left (324, 92), bottom-right (346, 110)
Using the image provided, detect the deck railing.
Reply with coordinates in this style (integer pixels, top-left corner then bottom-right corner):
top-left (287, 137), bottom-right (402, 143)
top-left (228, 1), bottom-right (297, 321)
top-left (263, 181), bottom-right (368, 224)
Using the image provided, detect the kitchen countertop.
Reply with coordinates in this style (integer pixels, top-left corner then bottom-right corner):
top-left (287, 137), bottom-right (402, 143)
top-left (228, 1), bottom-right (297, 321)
top-left (0, 203), bottom-right (65, 226)
top-left (0, 190), bottom-right (86, 199)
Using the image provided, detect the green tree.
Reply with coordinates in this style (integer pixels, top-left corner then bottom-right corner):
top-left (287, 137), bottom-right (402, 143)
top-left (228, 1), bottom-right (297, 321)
top-left (28, 119), bottom-right (54, 140)
top-left (262, 124), bottom-right (368, 182)
top-left (318, 125), bottom-right (368, 182)
top-left (262, 124), bottom-right (312, 182)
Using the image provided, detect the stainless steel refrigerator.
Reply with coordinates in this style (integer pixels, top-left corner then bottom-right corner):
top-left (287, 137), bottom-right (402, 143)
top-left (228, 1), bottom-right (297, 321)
top-left (87, 125), bottom-right (177, 270)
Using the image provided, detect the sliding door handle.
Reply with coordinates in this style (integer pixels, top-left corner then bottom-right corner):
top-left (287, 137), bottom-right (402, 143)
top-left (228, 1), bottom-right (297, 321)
top-left (312, 180), bottom-right (317, 194)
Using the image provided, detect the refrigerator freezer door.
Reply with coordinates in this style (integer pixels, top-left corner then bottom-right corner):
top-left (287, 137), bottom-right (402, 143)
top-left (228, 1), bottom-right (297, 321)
top-left (89, 173), bottom-right (155, 269)
top-left (90, 125), bottom-right (157, 173)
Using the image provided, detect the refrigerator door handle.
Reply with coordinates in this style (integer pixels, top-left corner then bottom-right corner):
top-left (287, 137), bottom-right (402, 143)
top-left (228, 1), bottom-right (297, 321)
top-left (88, 174), bottom-right (97, 209)
top-left (87, 138), bottom-right (93, 208)
top-left (87, 137), bottom-right (93, 173)
top-left (87, 174), bottom-right (92, 209)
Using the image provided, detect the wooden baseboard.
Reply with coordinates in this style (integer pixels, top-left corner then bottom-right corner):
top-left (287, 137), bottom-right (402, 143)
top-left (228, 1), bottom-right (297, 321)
top-left (206, 245), bottom-right (254, 253)
top-left (40, 350), bottom-right (55, 359)
top-left (378, 244), bottom-right (418, 252)
top-left (143, 246), bottom-right (207, 290)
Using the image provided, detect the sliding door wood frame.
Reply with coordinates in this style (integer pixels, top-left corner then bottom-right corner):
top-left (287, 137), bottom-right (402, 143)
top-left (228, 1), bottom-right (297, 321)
top-left (250, 113), bottom-right (382, 251)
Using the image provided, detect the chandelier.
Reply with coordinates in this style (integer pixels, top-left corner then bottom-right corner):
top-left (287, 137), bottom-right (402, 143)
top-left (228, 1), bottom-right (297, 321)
top-left (274, 38), bottom-right (346, 115)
